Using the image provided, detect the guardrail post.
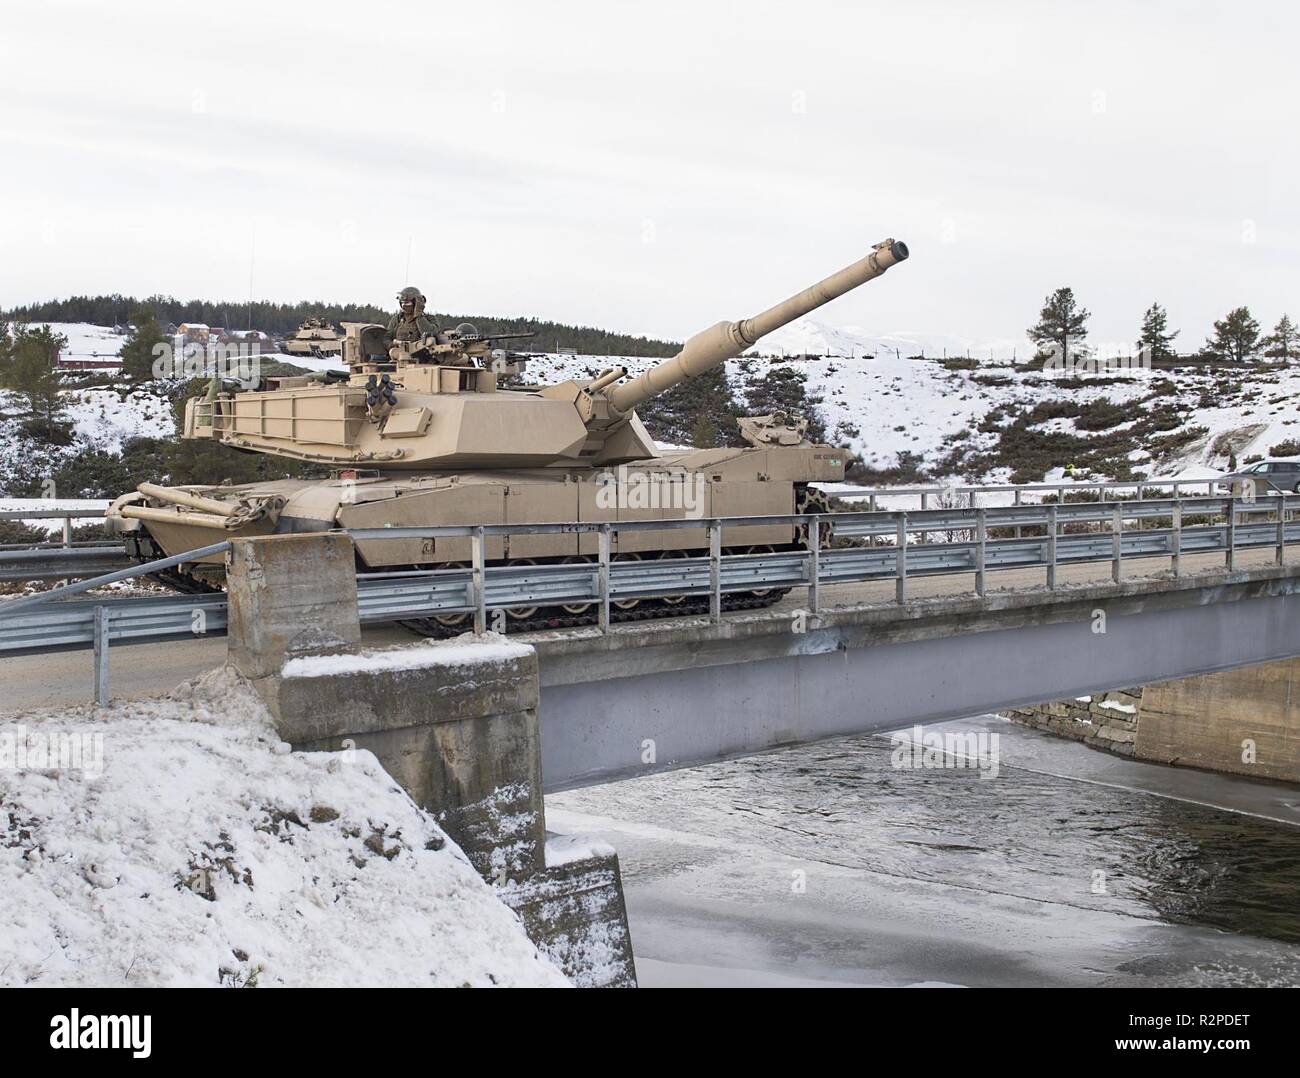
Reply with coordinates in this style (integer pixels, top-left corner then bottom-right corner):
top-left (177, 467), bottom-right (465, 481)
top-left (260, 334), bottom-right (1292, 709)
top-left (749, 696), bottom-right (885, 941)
top-left (1046, 505), bottom-right (1058, 589)
top-left (896, 514), bottom-right (907, 604)
top-left (1171, 502), bottom-right (1182, 577)
top-left (919, 492), bottom-right (928, 544)
top-left (471, 526), bottom-right (487, 634)
top-left (1111, 504), bottom-right (1123, 583)
top-left (93, 605), bottom-right (110, 706)
top-left (1278, 500), bottom-right (1287, 566)
top-left (974, 508), bottom-right (987, 597)
top-left (807, 514), bottom-right (821, 614)
top-left (1013, 488), bottom-right (1022, 540)
top-left (708, 519), bottom-right (722, 624)
top-left (597, 525), bottom-right (611, 632)
top-left (62, 516), bottom-right (72, 549)
top-left (1225, 498), bottom-right (1236, 571)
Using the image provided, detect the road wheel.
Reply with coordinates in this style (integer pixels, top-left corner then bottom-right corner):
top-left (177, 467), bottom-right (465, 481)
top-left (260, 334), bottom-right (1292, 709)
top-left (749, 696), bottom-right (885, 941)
top-left (612, 551), bottom-right (642, 610)
top-left (505, 558), bottom-right (540, 621)
top-left (744, 544), bottom-right (777, 598)
top-left (658, 548), bottom-right (690, 605)
top-left (559, 554), bottom-right (594, 615)
top-left (431, 561), bottom-right (471, 628)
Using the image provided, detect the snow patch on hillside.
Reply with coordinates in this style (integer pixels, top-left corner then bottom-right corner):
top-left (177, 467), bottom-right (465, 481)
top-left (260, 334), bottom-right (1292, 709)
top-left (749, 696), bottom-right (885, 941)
top-left (62, 387), bottom-right (174, 452)
top-left (0, 667), bottom-right (569, 988)
top-left (10, 321), bottom-right (1300, 486)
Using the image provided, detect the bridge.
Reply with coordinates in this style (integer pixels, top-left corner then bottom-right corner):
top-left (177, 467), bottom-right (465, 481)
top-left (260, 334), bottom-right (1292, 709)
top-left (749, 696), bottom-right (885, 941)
top-left (7, 484), bottom-right (1300, 990)
top-left (5, 485), bottom-right (1300, 781)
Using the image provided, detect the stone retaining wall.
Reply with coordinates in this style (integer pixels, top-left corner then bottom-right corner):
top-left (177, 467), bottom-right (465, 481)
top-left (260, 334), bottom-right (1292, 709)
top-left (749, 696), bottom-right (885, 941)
top-left (1002, 688), bottom-right (1142, 757)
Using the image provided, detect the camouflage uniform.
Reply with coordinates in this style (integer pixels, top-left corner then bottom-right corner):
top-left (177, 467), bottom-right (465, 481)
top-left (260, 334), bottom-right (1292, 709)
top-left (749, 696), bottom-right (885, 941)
top-left (384, 286), bottom-right (439, 347)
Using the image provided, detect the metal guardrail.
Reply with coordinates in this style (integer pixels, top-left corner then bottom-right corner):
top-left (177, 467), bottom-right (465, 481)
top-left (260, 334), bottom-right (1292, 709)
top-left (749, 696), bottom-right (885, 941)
top-left (2, 495), bottom-right (1297, 705)
top-left (0, 507), bottom-right (110, 551)
top-left (826, 477), bottom-right (1230, 511)
top-left (0, 545), bottom-right (135, 582)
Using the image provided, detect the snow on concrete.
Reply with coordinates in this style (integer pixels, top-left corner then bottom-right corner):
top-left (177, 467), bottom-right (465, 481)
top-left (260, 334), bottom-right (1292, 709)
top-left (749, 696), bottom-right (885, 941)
top-left (281, 633), bottom-right (534, 679)
top-left (0, 666), bottom-right (569, 987)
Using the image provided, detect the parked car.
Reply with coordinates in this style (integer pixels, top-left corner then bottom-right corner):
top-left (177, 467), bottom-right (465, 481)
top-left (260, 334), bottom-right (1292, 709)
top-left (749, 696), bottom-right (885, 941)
top-left (1216, 458), bottom-right (1300, 495)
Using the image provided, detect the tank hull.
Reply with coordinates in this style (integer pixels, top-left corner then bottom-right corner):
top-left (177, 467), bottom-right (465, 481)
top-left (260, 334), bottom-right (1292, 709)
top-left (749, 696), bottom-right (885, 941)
top-left (110, 444), bottom-right (844, 573)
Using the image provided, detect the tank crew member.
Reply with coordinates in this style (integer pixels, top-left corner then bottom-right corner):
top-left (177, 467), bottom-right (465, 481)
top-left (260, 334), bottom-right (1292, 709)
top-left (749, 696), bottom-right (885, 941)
top-left (385, 286), bottom-right (440, 347)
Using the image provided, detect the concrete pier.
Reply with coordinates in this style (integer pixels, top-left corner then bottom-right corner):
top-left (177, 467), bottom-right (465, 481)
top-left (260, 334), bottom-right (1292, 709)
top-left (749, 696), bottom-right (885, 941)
top-left (223, 533), bottom-right (637, 987)
top-left (1007, 665), bottom-right (1300, 785)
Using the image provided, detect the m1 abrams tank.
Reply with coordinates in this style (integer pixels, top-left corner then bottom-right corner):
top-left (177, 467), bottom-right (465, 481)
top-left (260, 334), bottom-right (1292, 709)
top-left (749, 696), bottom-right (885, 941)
top-left (107, 239), bottom-right (909, 632)
top-left (283, 317), bottom-right (344, 358)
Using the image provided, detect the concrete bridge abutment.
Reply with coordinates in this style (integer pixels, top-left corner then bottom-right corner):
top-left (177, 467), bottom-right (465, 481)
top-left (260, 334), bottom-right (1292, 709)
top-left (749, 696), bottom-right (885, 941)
top-left (223, 532), bottom-right (637, 988)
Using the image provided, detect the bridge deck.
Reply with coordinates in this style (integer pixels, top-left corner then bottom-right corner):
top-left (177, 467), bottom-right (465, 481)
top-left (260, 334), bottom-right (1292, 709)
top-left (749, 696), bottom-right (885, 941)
top-left (2, 545), bottom-right (1292, 717)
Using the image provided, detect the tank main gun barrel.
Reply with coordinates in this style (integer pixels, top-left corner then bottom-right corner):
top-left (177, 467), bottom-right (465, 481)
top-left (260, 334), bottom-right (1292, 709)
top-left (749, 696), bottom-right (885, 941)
top-left (605, 238), bottom-right (908, 414)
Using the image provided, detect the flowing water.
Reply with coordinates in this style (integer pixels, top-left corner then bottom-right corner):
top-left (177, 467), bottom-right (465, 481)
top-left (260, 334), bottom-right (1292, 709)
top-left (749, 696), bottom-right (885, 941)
top-left (549, 716), bottom-right (1300, 987)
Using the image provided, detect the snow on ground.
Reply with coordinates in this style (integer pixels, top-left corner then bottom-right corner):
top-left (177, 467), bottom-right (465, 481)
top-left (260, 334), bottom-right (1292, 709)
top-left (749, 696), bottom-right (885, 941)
top-left (518, 316), bottom-right (1297, 479)
top-left (61, 386), bottom-right (174, 452)
top-left (40, 323), bottom-right (126, 366)
top-left (10, 320), bottom-right (1300, 487)
top-left (267, 352), bottom-right (346, 374)
top-left (0, 499), bottom-right (109, 534)
top-left (0, 666), bottom-right (569, 987)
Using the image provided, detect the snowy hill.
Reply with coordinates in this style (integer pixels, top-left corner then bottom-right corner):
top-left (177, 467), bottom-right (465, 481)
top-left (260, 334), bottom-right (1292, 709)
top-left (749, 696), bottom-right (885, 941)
top-left (522, 318), bottom-right (1299, 481)
top-left (741, 318), bottom-right (1026, 363)
top-left (4, 319), bottom-right (1296, 492)
top-left (0, 666), bottom-right (568, 987)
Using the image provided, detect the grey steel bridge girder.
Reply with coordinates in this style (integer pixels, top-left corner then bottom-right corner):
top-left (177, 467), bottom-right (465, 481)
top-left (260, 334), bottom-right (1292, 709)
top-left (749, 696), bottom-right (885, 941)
top-left (532, 568), bottom-right (1300, 792)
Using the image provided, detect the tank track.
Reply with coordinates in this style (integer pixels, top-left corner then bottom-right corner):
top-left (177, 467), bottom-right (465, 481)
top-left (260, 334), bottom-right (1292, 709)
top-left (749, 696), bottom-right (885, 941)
top-left (397, 588), bottom-right (791, 639)
top-left (125, 535), bottom-right (224, 595)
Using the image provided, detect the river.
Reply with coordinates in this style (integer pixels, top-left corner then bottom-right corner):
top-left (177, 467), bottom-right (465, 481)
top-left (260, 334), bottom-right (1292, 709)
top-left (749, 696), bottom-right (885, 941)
top-left (548, 715), bottom-right (1300, 987)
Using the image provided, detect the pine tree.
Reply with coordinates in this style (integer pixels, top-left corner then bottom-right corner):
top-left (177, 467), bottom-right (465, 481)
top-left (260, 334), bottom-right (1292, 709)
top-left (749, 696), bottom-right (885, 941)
top-left (1204, 307), bottom-right (1262, 363)
top-left (1136, 301), bottom-right (1178, 360)
top-left (1263, 314), bottom-right (1300, 363)
top-left (0, 321), bottom-right (13, 381)
top-left (1028, 287), bottom-right (1090, 366)
top-left (1, 325), bottom-right (72, 444)
top-left (120, 310), bottom-right (168, 381)
top-left (690, 412), bottom-right (719, 448)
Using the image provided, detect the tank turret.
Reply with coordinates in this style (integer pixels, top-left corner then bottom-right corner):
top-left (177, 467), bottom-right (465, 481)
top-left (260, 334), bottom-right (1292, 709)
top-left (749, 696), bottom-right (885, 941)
top-left (109, 237), bottom-right (912, 629)
top-left (178, 239), bottom-right (908, 470)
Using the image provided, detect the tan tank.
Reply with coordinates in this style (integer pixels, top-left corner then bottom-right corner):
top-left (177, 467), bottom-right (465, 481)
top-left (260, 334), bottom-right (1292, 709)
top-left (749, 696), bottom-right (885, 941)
top-left (283, 317), bottom-right (344, 358)
top-left (107, 239), bottom-right (909, 629)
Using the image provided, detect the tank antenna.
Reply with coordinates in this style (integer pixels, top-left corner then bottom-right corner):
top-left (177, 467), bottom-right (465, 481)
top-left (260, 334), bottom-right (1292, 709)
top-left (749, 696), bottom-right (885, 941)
top-left (247, 225), bottom-right (256, 330)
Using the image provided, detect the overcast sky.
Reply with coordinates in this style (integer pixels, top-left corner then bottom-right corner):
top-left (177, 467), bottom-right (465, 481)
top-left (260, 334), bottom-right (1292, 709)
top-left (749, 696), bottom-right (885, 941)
top-left (2, 1), bottom-right (1295, 348)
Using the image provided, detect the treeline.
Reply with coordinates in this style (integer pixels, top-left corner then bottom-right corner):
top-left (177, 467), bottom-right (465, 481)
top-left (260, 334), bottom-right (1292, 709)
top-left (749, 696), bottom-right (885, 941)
top-left (1027, 289), bottom-right (1299, 366)
top-left (1, 294), bottom-right (683, 359)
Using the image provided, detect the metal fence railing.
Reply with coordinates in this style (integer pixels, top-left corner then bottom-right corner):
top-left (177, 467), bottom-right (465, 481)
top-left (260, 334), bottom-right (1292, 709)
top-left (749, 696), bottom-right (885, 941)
top-left (1, 495), bottom-right (1296, 705)
top-left (0, 506), bottom-right (110, 550)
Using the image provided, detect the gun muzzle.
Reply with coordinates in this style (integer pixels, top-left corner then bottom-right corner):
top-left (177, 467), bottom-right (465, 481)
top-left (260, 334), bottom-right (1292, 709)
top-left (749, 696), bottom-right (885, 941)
top-left (606, 238), bottom-right (908, 414)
